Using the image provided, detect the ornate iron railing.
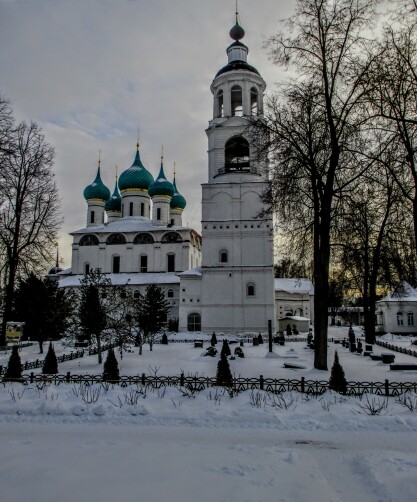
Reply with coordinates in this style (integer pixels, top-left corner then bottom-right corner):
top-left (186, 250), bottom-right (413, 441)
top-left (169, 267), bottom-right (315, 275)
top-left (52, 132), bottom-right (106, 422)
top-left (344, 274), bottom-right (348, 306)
top-left (375, 340), bottom-right (417, 358)
top-left (2, 372), bottom-right (416, 397)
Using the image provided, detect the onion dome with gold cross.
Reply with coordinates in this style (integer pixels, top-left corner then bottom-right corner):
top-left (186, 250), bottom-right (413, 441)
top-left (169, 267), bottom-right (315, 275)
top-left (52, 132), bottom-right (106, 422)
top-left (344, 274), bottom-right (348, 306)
top-left (118, 143), bottom-right (154, 192)
top-left (83, 159), bottom-right (110, 201)
top-left (148, 156), bottom-right (174, 198)
top-left (170, 172), bottom-right (186, 210)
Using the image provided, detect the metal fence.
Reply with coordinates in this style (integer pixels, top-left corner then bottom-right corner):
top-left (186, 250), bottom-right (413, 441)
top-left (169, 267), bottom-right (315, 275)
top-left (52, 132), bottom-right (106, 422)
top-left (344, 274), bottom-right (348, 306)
top-left (375, 339), bottom-right (417, 358)
top-left (2, 372), bottom-right (417, 397)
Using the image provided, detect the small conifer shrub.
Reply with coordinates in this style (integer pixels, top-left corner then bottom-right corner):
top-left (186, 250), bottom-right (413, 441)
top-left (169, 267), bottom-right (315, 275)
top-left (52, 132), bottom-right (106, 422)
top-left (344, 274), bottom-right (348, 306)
top-left (103, 348), bottom-right (120, 381)
top-left (4, 346), bottom-right (23, 381)
top-left (42, 342), bottom-right (58, 374)
top-left (220, 339), bottom-right (231, 357)
top-left (257, 333), bottom-right (263, 344)
top-left (329, 351), bottom-right (347, 395)
top-left (210, 332), bottom-right (217, 346)
top-left (286, 324), bottom-right (292, 337)
top-left (216, 353), bottom-right (233, 387)
top-left (161, 333), bottom-right (168, 345)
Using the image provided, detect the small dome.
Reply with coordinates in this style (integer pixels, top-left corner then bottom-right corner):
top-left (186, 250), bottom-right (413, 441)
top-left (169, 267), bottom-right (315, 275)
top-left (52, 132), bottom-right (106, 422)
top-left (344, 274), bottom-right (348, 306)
top-left (118, 146), bottom-right (154, 191)
top-left (83, 165), bottom-right (110, 201)
top-left (105, 178), bottom-right (121, 212)
top-left (170, 177), bottom-right (186, 210)
top-left (216, 60), bottom-right (260, 78)
top-left (230, 21), bottom-right (245, 41)
top-left (148, 160), bottom-right (174, 198)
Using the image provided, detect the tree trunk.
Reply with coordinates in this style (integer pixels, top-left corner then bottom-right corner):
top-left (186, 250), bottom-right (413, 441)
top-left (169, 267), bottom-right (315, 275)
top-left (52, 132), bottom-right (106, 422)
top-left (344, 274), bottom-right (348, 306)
top-left (96, 334), bottom-right (102, 364)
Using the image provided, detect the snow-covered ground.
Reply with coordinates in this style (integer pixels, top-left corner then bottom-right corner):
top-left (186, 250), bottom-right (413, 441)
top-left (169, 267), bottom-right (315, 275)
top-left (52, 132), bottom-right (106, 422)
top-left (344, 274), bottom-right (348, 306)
top-left (1, 326), bottom-right (417, 502)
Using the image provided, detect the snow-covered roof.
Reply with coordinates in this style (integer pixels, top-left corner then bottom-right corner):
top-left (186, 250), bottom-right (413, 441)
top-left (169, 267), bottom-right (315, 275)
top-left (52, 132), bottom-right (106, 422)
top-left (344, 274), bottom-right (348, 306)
top-left (378, 281), bottom-right (417, 303)
top-left (177, 267), bottom-right (203, 277)
top-left (58, 272), bottom-right (180, 288)
top-left (71, 217), bottom-right (198, 236)
top-left (278, 315), bottom-right (310, 322)
top-left (275, 278), bottom-right (314, 295)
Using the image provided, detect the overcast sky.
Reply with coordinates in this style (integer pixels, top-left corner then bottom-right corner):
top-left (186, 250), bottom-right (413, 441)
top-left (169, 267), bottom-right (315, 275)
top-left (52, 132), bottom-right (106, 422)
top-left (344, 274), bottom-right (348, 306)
top-left (0, 0), bottom-right (294, 268)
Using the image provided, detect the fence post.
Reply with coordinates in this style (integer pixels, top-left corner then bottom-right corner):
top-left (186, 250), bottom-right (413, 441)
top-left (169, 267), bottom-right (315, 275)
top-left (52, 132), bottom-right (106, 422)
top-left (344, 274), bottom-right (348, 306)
top-left (141, 373), bottom-right (146, 385)
top-left (385, 379), bottom-right (389, 397)
top-left (260, 375), bottom-right (264, 391)
top-left (30, 372), bottom-right (34, 383)
top-left (301, 376), bottom-right (305, 393)
top-left (66, 371), bottom-right (71, 383)
top-left (180, 373), bottom-right (185, 387)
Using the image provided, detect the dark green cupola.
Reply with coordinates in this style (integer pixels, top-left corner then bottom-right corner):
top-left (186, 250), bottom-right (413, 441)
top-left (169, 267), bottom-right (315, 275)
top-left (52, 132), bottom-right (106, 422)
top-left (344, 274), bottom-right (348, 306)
top-left (83, 160), bottom-right (110, 201)
top-left (148, 157), bottom-right (174, 198)
top-left (118, 143), bottom-right (154, 192)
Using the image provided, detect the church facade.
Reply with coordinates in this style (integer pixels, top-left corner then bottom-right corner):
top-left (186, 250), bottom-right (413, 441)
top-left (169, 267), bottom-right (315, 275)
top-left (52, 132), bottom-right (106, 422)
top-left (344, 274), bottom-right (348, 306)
top-left (58, 15), bottom-right (313, 334)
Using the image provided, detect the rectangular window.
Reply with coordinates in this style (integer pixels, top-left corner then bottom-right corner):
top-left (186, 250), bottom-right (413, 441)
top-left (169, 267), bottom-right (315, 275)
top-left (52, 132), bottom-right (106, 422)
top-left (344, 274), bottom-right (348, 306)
top-left (141, 203), bottom-right (145, 216)
top-left (408, 313), bottom-right (414, 326)
top-left (113, 256), bottom-right (120, 274)
top-left (167, 254), bottom-right (175, 272)
top-left (140, 255), bottom-right (148, 273)
top-left (90, 211), bottom-right (95, 224)
top-left (157, 207), bottom-right (161, 220)
top-left (129, 202), bottom-right (133, 216)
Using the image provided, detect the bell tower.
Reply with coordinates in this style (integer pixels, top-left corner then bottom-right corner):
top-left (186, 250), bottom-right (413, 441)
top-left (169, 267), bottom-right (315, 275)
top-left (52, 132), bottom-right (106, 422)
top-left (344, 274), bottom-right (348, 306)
top-left (200, 11), bottom-right (275, 333)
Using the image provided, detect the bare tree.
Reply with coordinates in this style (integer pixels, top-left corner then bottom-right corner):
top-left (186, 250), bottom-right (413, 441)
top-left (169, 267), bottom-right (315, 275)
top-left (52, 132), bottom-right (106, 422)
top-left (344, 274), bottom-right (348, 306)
top-left (369, 19), bottom-right (417, 248)
top-left (0, 118), bottom-right (62, 346)
top-left (257, 0), bottom-right (378, 369)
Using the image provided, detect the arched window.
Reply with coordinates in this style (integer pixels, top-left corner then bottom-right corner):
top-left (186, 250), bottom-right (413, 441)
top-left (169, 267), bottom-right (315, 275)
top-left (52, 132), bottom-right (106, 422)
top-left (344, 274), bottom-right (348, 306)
top-left (187, 313), bottom-right (201, 332)
top-left (407, 312), bottom-right (414, 326)
top-left (90, 211), bottom-right (95, 224)
top-left (397, 311), bottom-right (404, 326)
top-left (84, 263), bottom-right (90, 275)
top-left (161, 232), bottom-right (182, 243)
top-left (134, 290), bottom-right (140, 299)
top-left (216, 89), bottom-right (224, 118)
top-left (157, 207), bottom-right (161, 220)
top-left (247, 282), bottom-right (255, 297)
top-left (231, 85), bottom-right (243, 116)
top-left (79, 234), bottom-right (99, 246)
top-left (129, 202), bottom-right (133, 216)
top-left (167, 253), bottom-right (175, 272)
top-left (134, 233), bottom-right (154, 244)
top-left (106, 233), bottom-right (126, 245)
top-left (219, 250), bottom-right (228, 263)
top-left (167, 289), bottom-right (174, 298)
top-left (225, 136), bottom-right (250, 172)
top-left (250, 87), bottom-right (258, 115)
top-left (112, 255), bottom-right (120, 273)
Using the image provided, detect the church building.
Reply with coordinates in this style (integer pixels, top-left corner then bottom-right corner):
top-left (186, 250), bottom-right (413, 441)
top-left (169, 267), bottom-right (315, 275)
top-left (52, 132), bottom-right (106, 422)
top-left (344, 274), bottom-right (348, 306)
top-left (57, 14), bottom-right (312, 334)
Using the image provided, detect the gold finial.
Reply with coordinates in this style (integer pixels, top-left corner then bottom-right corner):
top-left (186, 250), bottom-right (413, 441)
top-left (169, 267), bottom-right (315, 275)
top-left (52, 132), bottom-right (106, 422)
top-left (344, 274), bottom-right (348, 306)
top-left (173, 162), bottom-right (176, 179)
top-left (236, 0), bottom-right (239, 23)
top-left (98, 149), bottom-right (101, 167)
top-left (161, 145), bottom-right (164, 163)
top-left (115, 165), bottom-right (119, 181)
top-left (136, 128), bottom-right (140, 150)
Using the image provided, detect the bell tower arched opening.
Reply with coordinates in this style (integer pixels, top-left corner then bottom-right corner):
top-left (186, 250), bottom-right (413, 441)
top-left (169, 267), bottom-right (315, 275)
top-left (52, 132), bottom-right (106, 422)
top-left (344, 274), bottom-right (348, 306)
top-left (225, 136), bottom-right (250, 172)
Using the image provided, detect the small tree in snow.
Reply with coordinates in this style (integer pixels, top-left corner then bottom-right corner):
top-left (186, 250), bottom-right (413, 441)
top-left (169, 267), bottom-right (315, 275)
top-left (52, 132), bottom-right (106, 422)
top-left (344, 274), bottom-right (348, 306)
top-left (216, 353), bottom-right (233, 388)
top-left (103, 348), bottom-right (119, 381)
top-left (4, 345), bottom-right (22, 381)
top-left (211, 332), bottom-right (217, 346)
top-left (42, 342), bottom-right (58, 374)
top-left (329, 351), bottom-right (347, 395)
top-left (220, 339), bottom-right (231, 357)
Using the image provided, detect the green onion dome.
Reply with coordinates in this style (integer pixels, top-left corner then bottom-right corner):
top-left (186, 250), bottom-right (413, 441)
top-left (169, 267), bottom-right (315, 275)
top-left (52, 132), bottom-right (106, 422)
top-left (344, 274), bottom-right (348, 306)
top-left (118, 144), bottom-right (154, 191)
top-left (148, 159), bottom-right (174, 198)
top-left (170, 176), bottom-right (186, 210)
top-left (105, 177), bottom-right (121, 212)
top-left (83, 163), bottom-right (110, 201)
